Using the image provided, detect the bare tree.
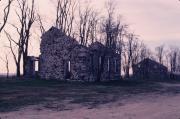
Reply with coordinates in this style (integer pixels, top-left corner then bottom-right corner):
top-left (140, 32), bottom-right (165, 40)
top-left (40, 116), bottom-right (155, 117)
top-left (16, 0), bottom-right (36, 76)
top-left (0, 53), bottom-right (9, 78)
top-left (131, 39), bottom-right (142, 74)
top-left (177, 52), bottom-right (180, 72)
top-left (102, 0), bottom-right (119, 48)
top-left (155, 45), bottom-right (165, 64)
top-left (94, 0), bottom-right (117, 82)
top-left (78, 6), bottom-right (99, 46)
top-left (89, 11), bottom-right (99, 44)
top-left (96, 1), bottom-right (125, 81)
top-left (0, 0), bottom-right (13, 33)
top-left (4, 30), bottom-right (21, 77)
top-left (139, 43), bottom-right (152, 61)
top-left (37, 13), bottom-right (45, 35)
top-left (123, 33), bottom-right (138, 78)
top-left (169, 47), bottom-right (179, 73)
top-left (4, 0), bottom-right (36, 77)
top-left (116, 24), bottom-right (128, 77)
top-left (78, 6), bottom-right (92, 46)
top-left (55, 0), bottom-right (76, 36)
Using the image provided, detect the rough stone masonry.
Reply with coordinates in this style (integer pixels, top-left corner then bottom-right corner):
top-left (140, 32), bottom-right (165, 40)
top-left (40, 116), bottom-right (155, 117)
top-left (39, 27), bottom-right (121, 81)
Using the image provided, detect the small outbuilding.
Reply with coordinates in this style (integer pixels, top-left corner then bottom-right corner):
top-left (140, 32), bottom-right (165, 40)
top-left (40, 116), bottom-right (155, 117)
top-left (133, 58), bottom-right (168, 80)
top-left (25, 56), bottom-right (39, 77)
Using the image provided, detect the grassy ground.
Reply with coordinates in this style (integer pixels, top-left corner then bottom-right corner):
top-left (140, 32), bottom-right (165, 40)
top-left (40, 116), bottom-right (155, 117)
top-left (1, 78), bottom-right (180, 113)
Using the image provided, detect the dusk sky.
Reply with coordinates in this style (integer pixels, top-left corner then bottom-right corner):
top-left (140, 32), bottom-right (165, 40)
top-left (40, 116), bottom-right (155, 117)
top-left (0, 0), bottom-right (180, 73)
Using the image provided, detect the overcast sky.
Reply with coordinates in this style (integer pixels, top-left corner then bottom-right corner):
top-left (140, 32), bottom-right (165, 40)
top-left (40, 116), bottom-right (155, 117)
top-left (0, 0), bottom-right (180, 73)
top-left (36, 0), bottom-right (180, 47)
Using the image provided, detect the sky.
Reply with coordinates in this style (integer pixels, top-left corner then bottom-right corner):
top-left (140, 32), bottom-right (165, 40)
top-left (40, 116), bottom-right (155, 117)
top-left (35, 0), bottom-right (180, 48)
top-left (0, 0), bottom-right (180, 74)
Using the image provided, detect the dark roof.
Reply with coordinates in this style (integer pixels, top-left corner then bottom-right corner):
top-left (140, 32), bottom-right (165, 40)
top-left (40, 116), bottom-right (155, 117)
top-left (44, 26), bottom-right (65, 36)
top-left (72, 44), bottom-right (89, 51)
top-left (89, 41), bottom-right (105, 50)
top-left (136, 58), bottom-right (167, 69)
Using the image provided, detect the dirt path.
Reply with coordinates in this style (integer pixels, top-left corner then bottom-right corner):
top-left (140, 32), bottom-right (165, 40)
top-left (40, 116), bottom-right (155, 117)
top-left (1, 93), bottom-right (180, 119)
top-left (1, 82), bottom-right (180, 119)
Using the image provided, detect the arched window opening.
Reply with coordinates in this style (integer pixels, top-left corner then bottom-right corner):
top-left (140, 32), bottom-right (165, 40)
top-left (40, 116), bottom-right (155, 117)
top-left (68, 61), bottom-right (71, 72)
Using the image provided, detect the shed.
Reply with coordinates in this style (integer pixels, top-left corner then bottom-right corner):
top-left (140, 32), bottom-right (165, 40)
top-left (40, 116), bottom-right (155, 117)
top-left (133, 58), bottom-right (168, 80)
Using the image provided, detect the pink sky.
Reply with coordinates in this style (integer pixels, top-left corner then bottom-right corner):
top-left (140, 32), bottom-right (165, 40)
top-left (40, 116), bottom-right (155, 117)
top-left (37, 0), bottom-right (180, 45)
top-left (0, 0), bottom-right (180, 73)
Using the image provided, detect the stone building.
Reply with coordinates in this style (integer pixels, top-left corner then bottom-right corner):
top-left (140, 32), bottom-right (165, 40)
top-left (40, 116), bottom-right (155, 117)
top-left (89, 42), bottom-right (121, 81)
top-left (38, 27), bottom-right (121, 81)
top-left (133, 58), bottom-right (168, 80)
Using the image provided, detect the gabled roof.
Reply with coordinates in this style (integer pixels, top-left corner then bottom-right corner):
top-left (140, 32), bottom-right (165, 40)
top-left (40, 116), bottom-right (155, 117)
top-left (42, 26), bottom-right (65, 37)
top-left (72, 44), bottom-right (89, 51)
top-left (136, 58), bottom-right (167, 69)
top-left (89, 41), bottom-right (105, 50)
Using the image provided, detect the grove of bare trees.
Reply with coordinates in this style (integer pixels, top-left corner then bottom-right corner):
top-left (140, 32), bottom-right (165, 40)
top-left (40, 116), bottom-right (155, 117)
top-left (55, 0), bottom-right (76, 36)
top-left (0, 0), bottom-right (180, 79)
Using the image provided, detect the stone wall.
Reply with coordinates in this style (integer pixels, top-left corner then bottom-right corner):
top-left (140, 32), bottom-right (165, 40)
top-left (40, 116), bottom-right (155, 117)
top-left (25, 56), bottom-right (39, 77)
top-left (70, 45), bottom-right (92, 81)
top-left (89, 42), bottom-right (121, 81)
top-left (39, 27), bottom-right (78, 79)
top-left (39, 27), bottom-right (121, 81)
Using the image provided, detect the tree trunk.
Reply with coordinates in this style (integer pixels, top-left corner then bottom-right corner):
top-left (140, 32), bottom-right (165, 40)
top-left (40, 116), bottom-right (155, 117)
top-left (126, 65), bottom-right (130, 78)
top-left (6, 62), bottom-right (9, 79)
top-left (23, 55), bottom-right (28, 76)
top-left (16, 63), bottom-right (21, 77)
top-left (119, 52), bottom-right (122, 78)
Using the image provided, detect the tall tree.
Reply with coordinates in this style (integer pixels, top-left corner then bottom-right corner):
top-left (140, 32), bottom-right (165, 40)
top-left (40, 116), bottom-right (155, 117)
top-left (155, 45), bottom-right (165, 64)
top-left (78, 6), bottom-right (99, 46)
top-left (102, 0), bottom-right (119, 48)
top-left (169, 47), bottom-right (179, 73)
top-left (78, 6), bottom-right (92, 46)
top-left (16, 0), bottom-right (36, 76)
top-left (116, 25), bottom-right (127, 76)
top-left (5, 30), bottom-right (21, 77)
top-left (139, 43), bottom-right (152, 61)
top-left (55, 0), bottom-right (76, 36)
top-left (5, 0), bottom-right (36, 77)
top-left (96, 0), bottom-right (124, 81)
top-left (0, 0), bottom-right (13, 33)
top-left (123, 33), bottom-right (137, 78)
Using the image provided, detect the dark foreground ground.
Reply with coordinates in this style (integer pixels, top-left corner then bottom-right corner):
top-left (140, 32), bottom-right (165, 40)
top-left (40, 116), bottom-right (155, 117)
top-left (1, 79), bottom-right (180, 119)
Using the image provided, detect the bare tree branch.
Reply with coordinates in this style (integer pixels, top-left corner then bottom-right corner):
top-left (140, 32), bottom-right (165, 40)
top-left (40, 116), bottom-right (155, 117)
top-left (0, 0), bottom-right (13, 33)
top-left (37, 13), bottom-right (45, 35)
top-left (55, 0), bottom-right (77, 36)
top-left (155, 45), bottom-right (165, 64)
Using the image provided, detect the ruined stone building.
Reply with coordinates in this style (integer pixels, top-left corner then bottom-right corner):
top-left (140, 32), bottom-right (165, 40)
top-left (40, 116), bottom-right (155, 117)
top-left (133, 58), bottom-right (168, 80)
top-left (25, 56), bottom-right (39, 77)
top-left (38, 27), bottom-right (121, 81)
